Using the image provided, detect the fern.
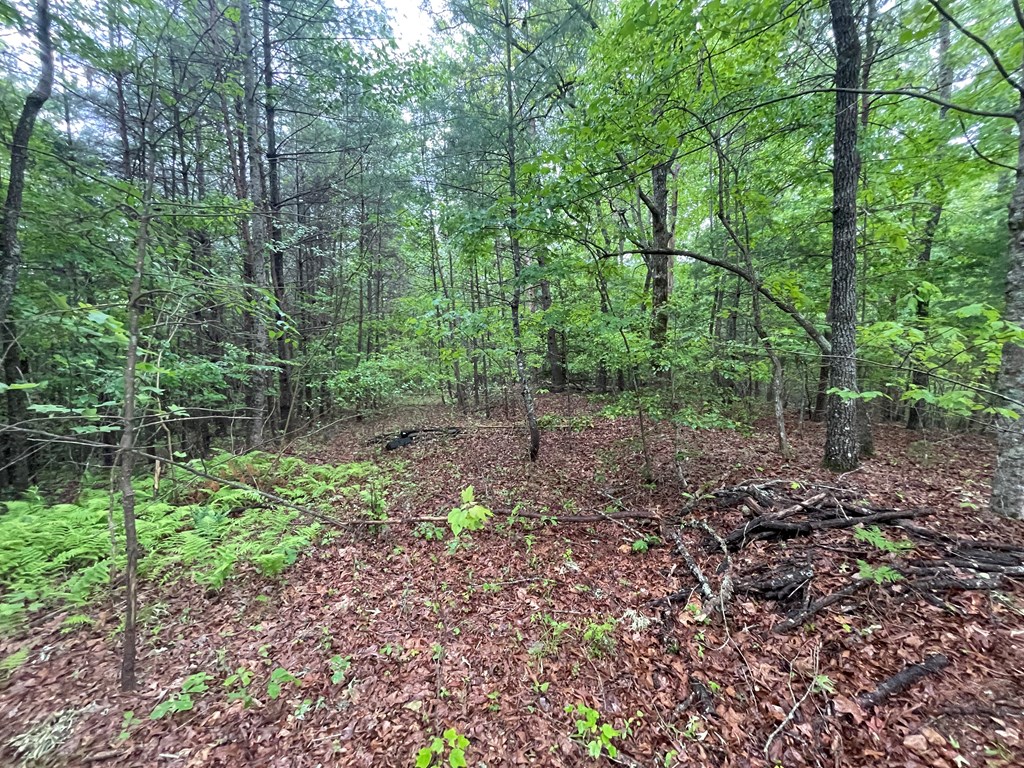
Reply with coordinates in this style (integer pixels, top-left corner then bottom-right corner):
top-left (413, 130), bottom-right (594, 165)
top-left (0, 453), bottom-right (385, 630)
top-left (857, 560), bottom-right (904, 584)
top-left (853, 525), bottom-right (914, 554)
top-left (1, 648), bottom-right (28, 680)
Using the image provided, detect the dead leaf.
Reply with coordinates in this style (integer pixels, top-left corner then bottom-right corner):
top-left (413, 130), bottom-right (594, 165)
top-left (903, 734), bottom-right (929, 755)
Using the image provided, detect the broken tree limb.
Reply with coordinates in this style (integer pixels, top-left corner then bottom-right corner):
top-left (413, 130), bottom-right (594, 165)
top-left (735, 562), bottom-right (815, 602)
top-left (724, 508), bottom-right (924, 551)
top-left (672, 530), bottom-right (716, 609)
top-left (342, 508), bottom-right (659, 526)
top-left (773, 580), bottom-right (873, 633)
top-left (681, 519), bottom-right (734, 613)
top-left (857, 654), bottom-right (949, 710)
top-left (367, 427), bottom-right (462, 445)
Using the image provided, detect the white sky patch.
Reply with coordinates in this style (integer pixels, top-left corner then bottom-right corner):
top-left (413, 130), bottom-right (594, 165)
top-left (382, 0), bottom-right (436, 51)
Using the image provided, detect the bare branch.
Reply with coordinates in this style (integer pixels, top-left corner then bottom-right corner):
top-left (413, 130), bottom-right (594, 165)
top-left (928, 0), bottom-right (1024, 94)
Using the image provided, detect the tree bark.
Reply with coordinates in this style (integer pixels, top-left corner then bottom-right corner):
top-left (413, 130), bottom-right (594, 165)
top-left (118, 153), bottom-right (155, 692)
top-left (262, 0), bottom-right (292, 432)
top-left (824, 0), bottom-right (862, 471)
top-left (640, 159), bottom-right (674, 370)
top-left (2, 325), bottom-right (30, 490)
top-left (991, 94), bottom-right (1024, 519)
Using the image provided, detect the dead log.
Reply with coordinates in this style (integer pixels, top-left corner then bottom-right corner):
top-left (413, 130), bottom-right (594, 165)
top-left (857, 654), bottom-right (949, 709)
top-left (736, 562), bottom-right (815, 602)
top-left (367, 427), bottom-right (462, 445)
top-left (724, 508), bottom-right (924, 551)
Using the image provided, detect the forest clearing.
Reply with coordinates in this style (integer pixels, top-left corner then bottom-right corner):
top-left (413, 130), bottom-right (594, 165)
top-left (3, 0), bottom-right (1024, 764)
top-left (1, 397), bottom-right (1022, 767)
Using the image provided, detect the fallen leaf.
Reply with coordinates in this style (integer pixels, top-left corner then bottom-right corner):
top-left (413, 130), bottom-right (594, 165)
top-left (903, 734), bottom-right (929, 755)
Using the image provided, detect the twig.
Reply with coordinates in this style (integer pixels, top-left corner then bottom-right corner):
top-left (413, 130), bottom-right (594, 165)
top-left (764, 646), bottom-right (820, 761)
top-left (671, 530), bottom-right (716, 609)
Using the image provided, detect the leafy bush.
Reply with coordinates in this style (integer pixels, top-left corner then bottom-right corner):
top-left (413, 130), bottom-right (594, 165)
top-left (327, 353), bottom-right (437, 411)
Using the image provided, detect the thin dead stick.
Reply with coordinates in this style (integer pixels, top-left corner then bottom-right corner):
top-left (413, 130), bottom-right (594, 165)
top-left (671, 530), bottom-right (716, 610)
top-left (764, 645), bottom-right (820, 761)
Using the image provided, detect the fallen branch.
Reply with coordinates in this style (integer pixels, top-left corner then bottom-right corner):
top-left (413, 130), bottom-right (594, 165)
top-left (773, 580), bottom-right (873, 633)
top-left (736, 561), bottom-right (815, 602)
top-left (342, 508), bottom-right (659, 526)
top-left (857, 654), bottom-right (949, 710)
top-left (724, 508), bottom-right (923, 551)
top-left (764, 645), bottom-right (820, 761)
top-left (671, 530), bottom-right (716, 610)
top-left (367, 427), bottom-right (462, 445)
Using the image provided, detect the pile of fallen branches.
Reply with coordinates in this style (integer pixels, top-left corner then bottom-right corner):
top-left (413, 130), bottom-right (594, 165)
top-left (709, 480), bottom-right (925, 552)
top-left (651, 479), bottom-right (1024, 635)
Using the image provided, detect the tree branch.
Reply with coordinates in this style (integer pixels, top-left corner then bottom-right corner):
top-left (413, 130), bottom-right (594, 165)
top-left (928, 0), bottom-right (1023, 94)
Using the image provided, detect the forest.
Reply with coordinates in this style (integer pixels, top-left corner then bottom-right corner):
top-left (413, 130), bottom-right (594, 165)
top-left (0, 0), bottom-right (1023, 764)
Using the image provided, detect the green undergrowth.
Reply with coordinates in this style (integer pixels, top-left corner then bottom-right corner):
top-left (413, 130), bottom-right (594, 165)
top-left (0, 452), bottom-right (384, 631)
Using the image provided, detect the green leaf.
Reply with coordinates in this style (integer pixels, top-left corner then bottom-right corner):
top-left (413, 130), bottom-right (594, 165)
top-left (0, 380), bottom-right (46, 392)
top-left (448, 749), bottom-right (467, 768)
top-left (415, 748), bottom-right (434, 768)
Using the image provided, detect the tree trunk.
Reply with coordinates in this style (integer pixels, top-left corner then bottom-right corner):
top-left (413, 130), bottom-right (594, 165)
top-left (262, 0), bottom-right (291, 432)
top-left (537, 250), bottom-right (565, 391)
top-left (0, 0), bottom-right (53, 327)
top-left (642, 160), bottom-right (674, 370)
top-left (991, 94), bottom-right (1024, 519)
top-left (239, 0), bottom-right (269, 448)
top-left (823, 0), bottom-right (862, 471)
top-left (2, 325), bottom-right (30, 490)
top-left (118, 153), bottom-right (155, 692)
top-left (503, 0), bottom-right (540, 461)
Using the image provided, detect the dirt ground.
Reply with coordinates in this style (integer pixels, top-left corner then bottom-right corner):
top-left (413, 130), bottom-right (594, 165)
top-left (1, 395), bottom-right (1022, 767)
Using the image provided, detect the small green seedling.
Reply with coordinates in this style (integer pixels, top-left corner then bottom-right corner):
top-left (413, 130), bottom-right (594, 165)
top-left (150, 672), bottom-right (211, 720)
top-left (266, 667), bottom-right (301, 699)
top-left (447, 486), bottom-right (492, 539)
top-left (566, 703), bottom-right (631, 760)
top-left (329, 655), bottom-right (352, 684)
top-left (415, 728), bottom-right (470, 767)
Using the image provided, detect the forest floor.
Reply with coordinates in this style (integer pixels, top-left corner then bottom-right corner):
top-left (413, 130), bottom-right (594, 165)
top-left (2, 394), bottom-right (1023, 768)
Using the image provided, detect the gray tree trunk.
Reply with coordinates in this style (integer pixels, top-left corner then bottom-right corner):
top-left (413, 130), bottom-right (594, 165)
top-left (239, 0), bottom-right (270, 448)
top-left (824, 0), bottom-right (862, 471)
top-left (991, 95), bottom-right (1024, 519)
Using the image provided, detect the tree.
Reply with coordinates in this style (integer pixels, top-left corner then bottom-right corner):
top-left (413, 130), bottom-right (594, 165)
top-left (823, 0), bottom-right (862, 471)
top-left (0, 0), bottom-right (53, 327)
